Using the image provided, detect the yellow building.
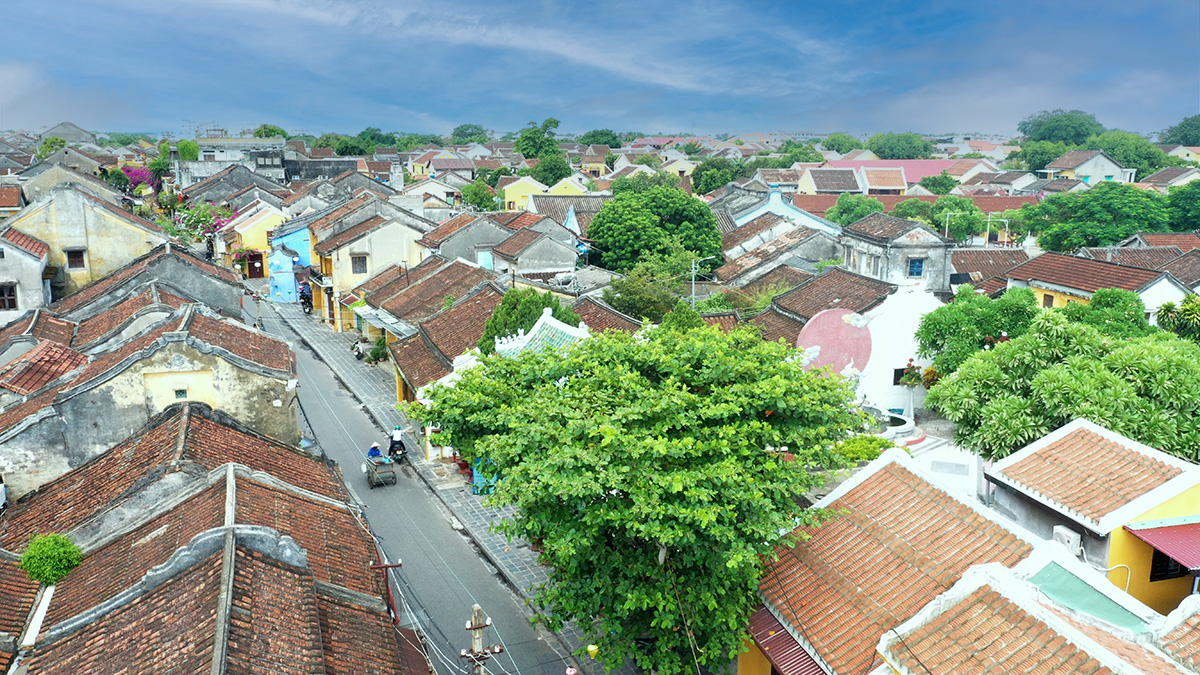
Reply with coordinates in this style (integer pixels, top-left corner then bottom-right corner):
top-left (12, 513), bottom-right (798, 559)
top-left (216, 201), bottom-right (284, 277)
top-left (544, 176), bottom-right (587, 196)
top-left (499, 176), bottom-right (548, 211)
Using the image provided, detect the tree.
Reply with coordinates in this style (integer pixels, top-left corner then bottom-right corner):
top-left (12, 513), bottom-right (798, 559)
top-left (918, 170), bottom-right (958, 195)
top-left (916, 286), bottom-right (1039, 374)
top-left (1057, 288), bottom-right (1156, 339)
top-left (408, 324), bottom-right (864, 675)
top-left (451, 124), bottom-right (488, 145)
top-left (20, 533), bottom-right (83, 585)
top-left (821, 132), bottom-right (862, 154)
top-left (102, 132), bottom-right (150, 146)
top-left (610, 171), bottom-right (681, 195)
top-left (478, 166), bottom-right (511, 188)
top-left (578, 129), bottom-right (622, 148)
top-left (1168, 181), bottom-right (1200, 232)
top-left (866, 132), bottom-right (932, 159)
top-left (1085, 130), bottom-right (1174, 181)
top-left (477, 288), bottom-right (580, 355)
top-left (602, 262), bottom-right (680, 322)
top-left (1159, 294), bottom-right (1200, 343)
top-left (931, 195), bottom-right (985, 242)
top-left (515, 118), bottom-right (562, 158)
top-left (632, 154), bottom-right (661, 168)
top-left (825, 193), bottom-right (884, 226)
top-left (676, 141), bottom-right (702, 155)
top-left (775, 139), bottom-right (824, 164)
top-left (691, 158), bottom-right (741, 194)
top-left (588, 187), bottom-right (721, 273)
top-left (530, 154), bottom-right (573, 186)
top-left (926, 312), bottom-right (1200, 461)
top-left (1032, 182), bottom-right (1168, 252)
top-left (103, 167), bottom-right (130, 191)
top-left (1015, 140), bottom-right (1072, 173)
top-left (357, 127), bottom-right (393, 147)
top-left (335, 136), bottom-right (372, 156)
top-left (177, 139), bottom-right (199, 161)
top-left (462, 180), bottom-right (496, 211)
top-left (252, 124), bottom-right (288, 139)
top-left (1018, 109), bottom-right (1104, 145)
top-left (35, 136), bottom-right (66, 160)
top-left (1162, 115), bottom-right (1200, 146)
top-left (891, 197), bottom-right (933, 224)
top-left (659, 298), bottom-right (706, 332)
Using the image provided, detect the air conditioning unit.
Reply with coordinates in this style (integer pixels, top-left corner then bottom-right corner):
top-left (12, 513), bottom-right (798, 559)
top-left (1052, 525), bottom-right (1083, 557)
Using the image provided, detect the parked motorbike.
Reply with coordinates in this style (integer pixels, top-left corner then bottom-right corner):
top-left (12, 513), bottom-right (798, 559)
top-left (300, 293), bottom-right (313, 314)
top-left (352, 339), bottom-right (369, 360)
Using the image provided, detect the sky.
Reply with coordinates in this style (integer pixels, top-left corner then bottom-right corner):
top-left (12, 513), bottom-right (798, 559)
top-left (2, 0), bottom-right (1197, 139)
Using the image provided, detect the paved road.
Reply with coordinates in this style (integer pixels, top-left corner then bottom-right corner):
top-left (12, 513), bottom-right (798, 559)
top-left (246, 303), bottom-right (574, 675)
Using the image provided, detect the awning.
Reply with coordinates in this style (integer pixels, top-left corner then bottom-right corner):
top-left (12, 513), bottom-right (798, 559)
top-left (1125, 516), bottom-right (1200, 571)
top-left (747, 606), bottom-right (827, 675)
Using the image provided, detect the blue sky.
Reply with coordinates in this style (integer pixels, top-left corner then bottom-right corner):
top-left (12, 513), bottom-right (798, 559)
top-left (2, 0), bottom-right (1196, 139)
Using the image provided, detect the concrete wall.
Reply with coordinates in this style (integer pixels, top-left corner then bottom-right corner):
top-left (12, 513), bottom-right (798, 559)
top-left (843, 228), bottom-right (951, 293)
top-left (988, 481), bottom-right (1110, 565)
top-left (0, 248), bottom-right (47, 325)
top-left (857, 287), bottom-right (942, 416)
top-left (438, 220), bottom-right (512, 264)
top-left (496, 237), bottom-right (576, 276)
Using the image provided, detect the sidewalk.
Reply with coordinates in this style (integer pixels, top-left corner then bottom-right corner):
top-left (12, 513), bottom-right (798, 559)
top-left (269, 302), bottom-right (634, 675)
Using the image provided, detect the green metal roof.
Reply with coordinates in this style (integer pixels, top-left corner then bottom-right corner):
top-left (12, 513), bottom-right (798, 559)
top-left (1028, 562), bottom-right (1146, 633)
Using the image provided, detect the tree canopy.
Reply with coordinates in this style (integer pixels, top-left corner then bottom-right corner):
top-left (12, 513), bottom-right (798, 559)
top-left (916, 286), bottom-right (1039, 374)
top-left (530, 154), bottom-right (573, 186)
top-left (252, 124), bottom-right (288, 139)
top-left (821, 132), bottom-right (863, 155)
top-left (931, 195), bottom-right (985, 242)
top-left (1014, 140), bottom-right (1072, 173)
top-left (409, 322), bottom-right (864, 674)
top-left (1057, 288), bottom-right (1157, 340)
top-left (691, 158), bottom-right (741, 194)
top-left (1018, 109), bottom-right (1105, 145)
top-left (600, 237), bottom-right (693, 322)
top-left (890, 198), bottom-right (933, 224)
top-left (578, 128), bottom-right (622, 148)
top-left (825, 193), bottom-right (884, 226)
top-left (918, 170), bottom-right (958, 195)
top-left (865, 132), bottom-right (932, 159)
top-left (588, 186), bottom-right (720, 272)
top-left (461, 180), bottom-right (496, 211)
top-left (515, 118), bottom-right (562, 158)
top-left (177, 139), bottom-right (199, 161)
top-left (1031, 182), bottom-right (1169, 252)
top-left (450, 123), bottom-right (488, 145)
top-left (659, 298), bottom-right (706, 332)
top-left (1168, 181), bottom-right (1200, 232)
top-left (926, 311), bottom-right (1200, 461)
top-left (1084, 130), bottom-right (1175, 181)
top-left (35, 136), bottom-right (66, 160)
top-left (1159, 294), bottom-right (1200, 344)
top-left (610, 171), bottom-right (681, 195)
top-left (477, 288), bottom-right (580, 355)
top-left (1162, 115), bottom-right (1200, 147)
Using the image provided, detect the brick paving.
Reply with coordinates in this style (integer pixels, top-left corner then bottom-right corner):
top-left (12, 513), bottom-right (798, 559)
top-left (268, 300), bottom-right (636, 675)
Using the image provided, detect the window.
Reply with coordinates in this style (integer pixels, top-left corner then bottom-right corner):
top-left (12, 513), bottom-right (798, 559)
top-left (66, 250), bottom-right (86, 269)
top-left (0, 248), bottom-right (5, 259)
top-left (174, 389), bottom-right (188, 400)
top-left (893, 368), bottom-right (907, 386)
top-left (1105, 175), bottom-right (1113, 181)
top-left (0, 284), bottom-right (15, 311)
top-left (1081, 176), bottom-right (1090, 183)
top-left (907, 258), bottom-right (925, 278)
top-left (1150, 548), bottom-right (1188, 582)
top-left (351, 255), bottom-right (368, 274)
top-left (1042, 293), bottom-right (1054, 308)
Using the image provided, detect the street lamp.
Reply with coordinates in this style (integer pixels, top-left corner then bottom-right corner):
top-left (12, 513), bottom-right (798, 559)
top-left (691, 255), bottom-right (717, 308)
top-left (942, 211), bottom-right (966, 240)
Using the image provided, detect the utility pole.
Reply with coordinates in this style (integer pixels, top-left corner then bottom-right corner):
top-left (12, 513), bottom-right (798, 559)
top-left (690, 255), bottom-right (716, 308)
top-left (461, 604), bottom-right (503, 675)
top-left (942, 211), bottom-right (966, 240)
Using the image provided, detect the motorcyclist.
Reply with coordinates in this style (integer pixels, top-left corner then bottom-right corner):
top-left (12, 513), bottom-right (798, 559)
top-left (389, 425), bottom-right (406, 458)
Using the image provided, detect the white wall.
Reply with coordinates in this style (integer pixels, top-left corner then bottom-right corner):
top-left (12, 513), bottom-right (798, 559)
top-left (856, 286), bottom-right (945, 416)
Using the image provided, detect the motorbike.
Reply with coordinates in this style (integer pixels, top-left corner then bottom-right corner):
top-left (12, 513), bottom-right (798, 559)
top-left (352, 338), bottom-right (369, 360)
top-left (300, 293), bottom-right (313, 314)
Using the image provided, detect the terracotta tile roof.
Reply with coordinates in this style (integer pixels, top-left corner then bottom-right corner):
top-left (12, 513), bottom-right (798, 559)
top-left (715, 227), bottom-right (820, 282)
top-left (1143, 166), bottom-right (1196, 185)
top-left (1053, 609), bottom-right (1180, 674)
top-left (1047, 149), bottom-right (1102, 170)
top-left (187, 311), bottom-right (292, 371)
top-left (492, 229), bottom-right (543, 259)
top-left (0, 185), bottom-right (22, 208)
top-left (571, 296), bottom-right (641, 333)
top-left (225, 547), bottom-right (328, 673)
top-left (71, 287), bottom-right (156, 348)
top-left (759, 460), bottom-right (1033, 675)
top-left (311, 147), bottom-right (335, 158)
top-left (473, 159), bottom-right (505, 170)
top-left (504, 212), bottom-right (551, 230)
top-left (975, 276), bottom-right (1009, 296)
top-left (1, 226), bottom-right (47, 258)
top-left (306, 193), bottom-right (375, 238)
top-left (967, 195), bottom-right (1039, 212)
top-left (0, 340), bottom-right (88, 395)
top-left (1004, 252), bottom-right (1167, 294)
top-left (945, 159), bottom-right (983, 177)
top-left (1136, 231), bottom-right (1200, 251)
top-left (362, 255), bottom-right (449, 307)
top-left (313, 214), bottom-right (388, 254)
top-left (1159, 249), bottom-right (1200, 287)
top-left (990, 423), bottom-right (1185, 529)
top-left (749, 305), bottom-right (804, 343)
top-left (808, 168), bottom-right (861, 192)
top-left (422, 284), bottom-right (505, 360)
top-left (22, 549), bottom-right (226, 675)
top-left (1159, 603), bottom-right (1200, 670)
top-left (722, 213), bottom-right (787, 252)
top-left (31, 311), bottom-right (76, 345)
top-left (388, 332), bottom-right (451, 391)
top-left (495, 175), bottom-right (519, 191)
top-left (487, 211), bottom-right (522, 226)
top-left (844, 211), bottom-right (929, 241)
top-left (420, 213), bottom-right (483, 246)
top-left (353, 264), bottom-right (408, 295)
top-left (741, 266), bottom-right (813, 296)
top-left (1043, 178), bottom-right (1086, 192)
top-left (1081, 246), bottom-right (1183, 269)
top-left (700, 311), bottom-right (739, 331)
top-left (860, 167), bottom-right (906, 188)
top-left (0, 558), bottom-right (39, 638)
top-left (379, 260), bottom-right (497, 323)
top-left (950, 249), bottom-right (1030, 280)
top-left (318, 589), bottom-right (425, 675)
top-left (773, 268), bottom-right (895, 322)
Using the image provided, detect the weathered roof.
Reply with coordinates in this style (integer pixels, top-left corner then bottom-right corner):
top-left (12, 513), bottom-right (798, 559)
top-left (313, 214), bottom-right (387, 254)
top-left (1159, 249), bottom-right (1200, 288)
top-left (722, 213), bottom-right (788, 252)
top-left (1004, 252), bottom-right (1168, 294)
top-left (492, 228), bottom-right (544, 259)
top-left (0, 186), bottom-right (22, 208)
top-left (1134, 231), bottom-right (1200, 251)
top-left (1159, 599), bottom-right (1200, 670)
top-left (843, 211), bottom-right (934, 242)
top-left (860, 167), bottom-right (907, 189)
top-left (749, 305), bottom-right (805, 343)
top-left (0, 225), bottom-right (48, 258)
top-left (1047, 149), bottom-right (1103, 170)
top-left (419, 213), bottom-right (487, 246)
top-left (378, 260), bottom-right (498, 323)
top-left (792, 193), bottom-right (1036, 218)
top-left (527, 194), bottom-right (611, 226)
top-left (741, 266), bottom-right (813, 296)
top-left (570, 296), bottom-right (641, 333)
top-left (715, 227), bottom-right (821, 282)
top-left (388, 331), bottom-right (452, 392)
top-left (1080, 246), bottom-right (1184, 270)
top-left (1143, 166), bottom-right (1196, 185)
top-left (773, 268), bottom-right (896, 322)
top-left (809, 168), bottom-right (862, 192)
top-left (950, 249), bottom-right (1030, 280)
top-left (0, 340), bottom-right (88, 394)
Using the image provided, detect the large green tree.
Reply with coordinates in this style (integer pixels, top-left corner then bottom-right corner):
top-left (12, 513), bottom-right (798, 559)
top-left (1015, 140), bottom-right (1073, 172)
top-left (477, 288), bottom-right (580, 355)
top-left (530, 154), bottom-right (573, 186)
top-left (1159, 294), bottom-right (1200, 343)
top-left (578, 129), bottom-right (622, 148)
top-left (409, 323), bottom-right (864, 675)
top-left (36, 136), bottom-right (66, 160)
top-left (461, 180), bottom-right (496, 211)
top-left (177, 139), bottom-right (199, 161)
top-left (916, 286), bottom-right (1039, 374)
top-left (610, 171), bottom-right (682, 195)
top-left (1031, 182), bottom-right (1169, 252)
top-left (602, 262), bottom-right (680, 323)
top-left (825, 193), bottom-right (884, 226)
top-left (252, 124), bottom-right (288, 139)
top-left (865, 132), bottom-right (932, 159)
top-left (691, 158), bottom-right (741, 194)
top-left (931, 195), bottom-right (985, 242)
top-left (918, 170), bottom-right (958, 195)
top-left (1161, 115), bottom-right (1200, 146)
top-left (1018, 109), bottom-right (1104, 145)
top-left (1058, 288), bottom-right (1156, 339)
top-left (588, 187), bottom-right (720, 272)
top-left (891, 198), bottom-right (933, 224)
top-left (450, 123), bottom-right (489, 145)
top-left (926, 312), bottom-right (1200, 461)
top-left (515, 118), bottom-right (562, 158)
top-left (1168, 180), bottom-right (1200, 231)
top-left (1084, 130), bottom-right (1174, 181)
top-left (821, 132), bottom-right (863, 154)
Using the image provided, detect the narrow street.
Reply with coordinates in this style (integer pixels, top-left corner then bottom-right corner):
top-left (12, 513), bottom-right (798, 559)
top-left (247, 303), bottom-right (575, 675)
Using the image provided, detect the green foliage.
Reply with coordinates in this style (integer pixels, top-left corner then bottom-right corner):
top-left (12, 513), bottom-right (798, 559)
top-left (578, 129), bottom-right (622, 148)
top-left (530, 154), bottom-right (573, 186)
top-left (1015, 140), bottom-right (1073, 172)
top-left (676, 141), bottom-right (703, 155)
top-left (103, 132), bottom-right (151, 146)
top-left (393, 133), bottom-right (443, 152)
top-left (462, 180), bottom-right (496, 210)
top-left (478, 288), bottom-right (581, 355)
top-left (103, 167), bottom-right (130, 191)
top-left (515, 118), bottom-right (562, 159)
top-left (334, 136), bottom-right (372, 156)
top-left (20, 533), bottom-right (83, 585)
top-left (691, 158), bottom-right (741, 194)
top-left (159, 202), bottom-right (231, 242)
top-left (1084, 130), bottom-right (1172, 181)
top-left (927, 312), bottom-right (1200, 461)
top-left (477, 166), bottom-right (511, 188)
top-left (366, 337), bottom-right (389, 364)
top-left (158, 140), bottom-right (170, 158)
top-left (36, 136), bottom-right (66, 160)
top-left (834, 435), bottom-right (895, 463)
top-left (408, 324), bottom-right (864, 675)
top-left (602, 262), bottom-right (681, 323)
top-left (866, 132), bottom-right (932, 159)
top-left (825, 193), bottom-right (884, 226)
top-left (149, 156), bottom-right (171, 178)
top-left (659, 299), bottom-right (706, 332)
top-left (891, 198), bottom-right (933, 224)
top-left (1162, 115), bottom-right (1200, 147)
top-left (1032, 182), bottom-right (1168, 252)
top-left (610, 171), bottom-right (681, 195)
top-left (588, 187), bottom-right (720, 273)
top-left (821, 132), bottom-right (863, 154)
top-left (177, 139), bottom-right (199, 161)
top-left (357, 127), bottom-right (393, 147)
top-left (813, 257), bottom-right (843, 273)
top-left (741, 141), bottom-right (824, 179)
top-left (1168, 181), bottom-right (1200, 232)
top-left (252, 124), bottom-right (288, 139)
top-left (632, 154), bottom-right (661, 168)
top-left (918, 170), bottom-right (958, 195)
top-left (932, 195), bottom-right (985, 242)
top-left (450, 123), bottom-right (489, 145)
top-left (1018, 109), bottom-right (1105, 145)
top-left (694, 292), bottom-right (734, 313)
top-left (916, 286), bottom-right (1038, 374)
top-left (1057, 288), bottom-right (1156, 339)
top-left (1159, 294), bottom-right (1200, 343)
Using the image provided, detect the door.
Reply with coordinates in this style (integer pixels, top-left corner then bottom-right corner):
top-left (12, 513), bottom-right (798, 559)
top-left (247, 253), bottom-right (265, 279)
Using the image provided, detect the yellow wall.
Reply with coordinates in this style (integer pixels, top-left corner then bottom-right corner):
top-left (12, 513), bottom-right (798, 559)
top-left (737, 639), bottom-right (771, 675)
top-left (1168, 147), bottom-right (1198, 162)
top-left (582, 161), bottom-right (606, 177)
top-left (546, 180), bottom-right (586, 197)
top-left (1106, 484), bottom-right (1200, 615)
top-left (1032, 287), bottom-right (1086, 309)
top-left (503, 181), bottom-right (545, 211)
top-left (235, 209), bottom-right (284, 253)
top-left (411, 162), bottom-right (430, 177)
top-left (143, 369), bottom-right (216, 410)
